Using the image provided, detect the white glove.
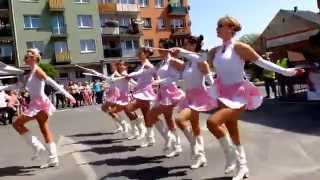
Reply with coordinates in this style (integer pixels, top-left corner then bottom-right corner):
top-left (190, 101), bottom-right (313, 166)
top-left (45, 77), bottom-right (76, 103)
top-left (205, 72), bottom-right (215, 86)
top-left (254, 58), bottom-right (296, 77)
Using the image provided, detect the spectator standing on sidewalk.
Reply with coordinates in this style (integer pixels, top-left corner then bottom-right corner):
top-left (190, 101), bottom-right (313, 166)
top-left (55, 81), bottom-right (65, 109)
top-left (276, 57), bottom-right (294, 98)
top-left (262, 55), bottom-right (277, 98)
top-left (93, 79), bottom-right (103, 104)
top-left (6, 90), bottom-right (19, 124)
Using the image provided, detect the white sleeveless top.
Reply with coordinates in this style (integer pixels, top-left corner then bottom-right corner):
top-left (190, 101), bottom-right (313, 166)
top-left (157, 58), bottom-right (180, 86)
top-left (182, 53), bottom-right (205, 90)
top-left (213, 41), bottom-right (245, 85)
top-left (25, 69), bottom-right (46, 98)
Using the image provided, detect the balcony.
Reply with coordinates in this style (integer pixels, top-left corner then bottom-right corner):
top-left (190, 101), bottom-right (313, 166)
top-left (53, 51), bottom-right (71, 64)
top-left (0, 25), bottom-right (12, 37)
top-left (171, 27), bottom-right (190, 36)
top-left (168, 5), bottom-right (188, 16)
top-left (99, 3), bottom-right (139, 14)
top-left (99, 3), bottom-right (116, 13)
top-left (48, 0), bottom-right (64, 11)
top-left (122, 49), bottom-right (137, 57)
top-left (104, 48), bottom-right (121, 58)
top-left (51, 26), bottom-right (67, 39)
top-left (102, 27), bottom-right (120, 35)
top-left (119, 26), bottom-right (142, 37)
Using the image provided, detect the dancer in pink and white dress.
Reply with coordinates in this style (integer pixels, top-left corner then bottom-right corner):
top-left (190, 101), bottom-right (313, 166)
top-left (206, 16), bottom-right (303, 180)
top-left (126, 47), bottom-right (158, 140)
top-left (101, 62), bottom-right (130, 134)
top-left (142, 40), bottom-right (185, 155)
top-left (0, 49), bottom-right (75, 168)
top-left (170, 35), bottom-right (217, 169)
top-left (101, 60), bottom-right (142, 139)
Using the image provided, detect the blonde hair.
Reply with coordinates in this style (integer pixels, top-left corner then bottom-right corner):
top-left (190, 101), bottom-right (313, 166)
top-left (218, 15), bottom-right (242, 33)
top-left (26, 48), bottom-right (41, 63)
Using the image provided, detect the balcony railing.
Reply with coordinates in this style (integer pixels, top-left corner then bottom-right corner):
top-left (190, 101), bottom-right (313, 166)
top-left (119, 26), bottom-right (141, 37)
top-left (48, 0), bottom-right (64, 11)
top-left (122, 49), bottom-right (137, 57)
top-left (104, 48), bottom-right (121, 58)
top-left (53, 51), bottom-right (71, 64)
top-left (102, 27), bottom-right (120, 35)
top-left (0, 26), bottom-right (12, 37)
top-left (0, 56), bottom-right (14, 65)
top-left (99, 3), bottom-right (139, 13)
top-left (51, 26), bottom-right (67, 38)
top-left (171, 27), bottom-right (190, 36)
top-left (168, 5), bottom-right (188, 15)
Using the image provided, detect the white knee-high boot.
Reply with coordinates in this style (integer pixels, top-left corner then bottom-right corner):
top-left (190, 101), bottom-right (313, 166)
top-left (155, 120), bottom-right (175, 152)
top-left (182, 126), bottom-right (196, 157)
top-left (136, 116), bottom-right (146, 140)
top-left (165, 129), bottom-right (182, 158)
top-left (140, 127), bottom-right (155, 147)
top-left (219, 136), bottom-right (237, 174)
top-left (127, 120), bottom-right (140, 140)
top-left (21, 132), bottom-right (46, 161)
top-left (233, 145), bottom-right (249, 180)
top-left (191, 135), bottom-right (207, 169)
top-left (40, 142), bottom-right (59, 168)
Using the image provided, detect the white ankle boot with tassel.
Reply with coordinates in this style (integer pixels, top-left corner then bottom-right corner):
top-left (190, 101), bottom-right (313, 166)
top-left (21, 132), bottom-right (46, 161)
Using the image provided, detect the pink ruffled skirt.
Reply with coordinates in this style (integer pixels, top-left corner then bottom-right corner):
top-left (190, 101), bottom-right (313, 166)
top-left (156, 84), bottom-right (185, 106)
top-left (178, 87), bottom-right (217, 112)
top-left (104, 88), bottom-right (120, 103)
top-left (210, 79), bottom-right (263, 110)
top-left (133, 84), bottom-right (157, 101)
top-left (23, 96), bottom-right (56, 117)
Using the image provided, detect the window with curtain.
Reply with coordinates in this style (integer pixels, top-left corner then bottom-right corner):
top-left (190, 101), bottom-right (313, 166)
top-left (139, 0), bottom-right (148, 7)
top-left (157, 17), bottom-right (165, 29)
top-left (143, 18), bottom-right (152, 28)
top-left (74, 0), bottom-right (90, 3)
top-left (24, 16), bottom-right (41, 29)
top-left (155, 0), bottom-right (164, 8)
top-left (26, 41), bottom-right (44, 56)
top-left (77, 15), bottom-right (93, 28)
top-left (80, 39), bottom-right (96, 53)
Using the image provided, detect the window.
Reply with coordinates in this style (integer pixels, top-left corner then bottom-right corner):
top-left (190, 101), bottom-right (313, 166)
top-left (26, 41), bottom-right (44, 56)
top-left (171, 18), bottom-right (184, 28)
top-left (139, 0), bottom-right (148, 7)
top-left (51, 16), bottom-right (65, 34)
top-left (74, 0), bottom-right (89, 3)
top-left (157, 18), bottom-right (165, 30)
top-left (54, 41), bottom-right (68, 53)
top-left (80, 39), bottom-right (96, 53)
top-left (144, 39), bottom-right (153, 47)
top-left (77, 15), bottom-right (93, 28)
top-left (59, 72), bottom-right (69, 78)
top-left (76, 71), bottom-right (85, 78)
top-left (155, 0), bottom-right (163, 8)
top-left (0, 45), bottom-right (12, 57)
top-left (24, 16), bottom-right (41, 29)
top-left (119, 18), bottom-right (130, 27)
top-left (170, 0), bottom-right (181, 7)
top-left (119, 0), bottom-right (135, 4)
top-left (142, 18), bottom-right (152, 28)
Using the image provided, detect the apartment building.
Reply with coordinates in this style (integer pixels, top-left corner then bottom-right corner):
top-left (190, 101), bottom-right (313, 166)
top-left (98, 0), bottom-right (191, 72)
top-left (2, 0), bottom-right (104, 82)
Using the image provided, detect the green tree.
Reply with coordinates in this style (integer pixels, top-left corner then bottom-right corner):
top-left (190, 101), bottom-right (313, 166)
top-left (38, 63), bottom-right (58, 78)
top-left (238, 33), bottom-right (260, 49)
top-left (239, 33), bottom-right (262, 82)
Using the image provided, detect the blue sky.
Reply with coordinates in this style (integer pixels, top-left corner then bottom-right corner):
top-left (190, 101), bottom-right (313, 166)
top-left (189, 0), bottom-right (318, 49)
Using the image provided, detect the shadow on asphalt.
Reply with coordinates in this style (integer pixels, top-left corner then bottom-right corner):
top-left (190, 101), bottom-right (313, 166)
top-left (0, 166), bottom-right (38, 177)
top-left (100, 165), bottom-right (189, 180)
top-left (69, 138), bottom-right (124, 146)
top-left (85, 155), bottom-right (165, 166)
top-left (201, 177), bottom-right (232, 180)
top-left (77, 145), bottom-right (140, 155)
top-left (241, 99), bottom-right (320, 136)
top-left (67, 132), bottom-right (115, 137)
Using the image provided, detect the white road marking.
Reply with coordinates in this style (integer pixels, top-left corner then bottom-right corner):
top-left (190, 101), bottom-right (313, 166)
top-left (58, 136), bottom-right (98, 180)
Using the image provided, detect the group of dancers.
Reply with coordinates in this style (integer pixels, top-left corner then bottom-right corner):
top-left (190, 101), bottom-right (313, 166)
top-left (0, 16), bottom-right (303, 180)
